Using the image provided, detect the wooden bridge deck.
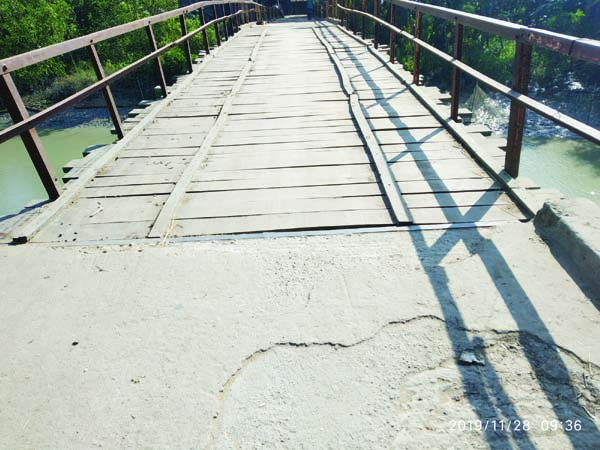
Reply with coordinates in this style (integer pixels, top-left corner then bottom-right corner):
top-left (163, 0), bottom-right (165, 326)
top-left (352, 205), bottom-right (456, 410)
top-left (30, 19), bottom-right (527, 244)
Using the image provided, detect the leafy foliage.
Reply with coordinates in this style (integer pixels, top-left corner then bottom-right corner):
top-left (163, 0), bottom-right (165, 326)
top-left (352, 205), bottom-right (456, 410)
top-left (0, 0), bottom-right (219, 103)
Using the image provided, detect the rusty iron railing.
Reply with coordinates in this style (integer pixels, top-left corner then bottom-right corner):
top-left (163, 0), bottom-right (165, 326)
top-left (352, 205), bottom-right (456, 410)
top-left (0, 0), bottom-right (281, 200)
top-left (331, 0), bottom-right (600, 177)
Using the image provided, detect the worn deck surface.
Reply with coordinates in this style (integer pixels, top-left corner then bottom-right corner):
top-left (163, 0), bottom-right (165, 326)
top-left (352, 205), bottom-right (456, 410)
top-left (32, 19), bottom-right (526, 244)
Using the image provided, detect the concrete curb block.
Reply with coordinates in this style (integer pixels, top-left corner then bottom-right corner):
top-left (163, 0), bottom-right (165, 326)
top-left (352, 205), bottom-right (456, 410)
top-left (534, 198), bottom-right (600, 294)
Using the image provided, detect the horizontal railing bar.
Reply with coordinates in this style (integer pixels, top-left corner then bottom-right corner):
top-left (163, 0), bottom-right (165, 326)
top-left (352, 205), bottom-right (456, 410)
top-left (386, 0), bottom-right (600, 64)
top-left (336, 4), bottom-right (600, 146)
top-left (0, 0), bottom-right (260, 74)
top-left (0, 8), bottom-right (255, 146)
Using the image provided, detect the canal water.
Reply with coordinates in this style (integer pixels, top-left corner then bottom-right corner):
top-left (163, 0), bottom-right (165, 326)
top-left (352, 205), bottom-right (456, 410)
top-left (0, 92), bottom-right (599, 218)
top-left (0, 109), bottom-right (115, 217)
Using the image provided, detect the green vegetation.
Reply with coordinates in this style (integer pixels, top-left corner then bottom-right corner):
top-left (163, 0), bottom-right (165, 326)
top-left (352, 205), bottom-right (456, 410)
top-left (0, 0), bottom-right (218, 105)
top-left (363, 0), bottom-right (600, 91)
top-left (1, 0), bottom-right (598, 106)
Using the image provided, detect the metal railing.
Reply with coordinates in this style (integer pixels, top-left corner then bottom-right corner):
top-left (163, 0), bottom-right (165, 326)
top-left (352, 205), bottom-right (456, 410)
top-left (330, 0), bottom-right (600, 177)
top-left (0, 0), bottom-right (281, 200)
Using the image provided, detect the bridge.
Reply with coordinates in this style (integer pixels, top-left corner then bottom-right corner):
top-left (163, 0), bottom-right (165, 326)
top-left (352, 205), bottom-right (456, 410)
top-left (1, 0), bottom-right (598, 244)
top-left (1, 1), bottom-right (600, 449)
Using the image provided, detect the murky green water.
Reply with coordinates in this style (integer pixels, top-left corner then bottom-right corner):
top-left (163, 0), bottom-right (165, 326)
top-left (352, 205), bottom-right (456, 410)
top-left (0, 126), bottom-right (114, 217)
top-left (521, 136), bottom-right (600, 206)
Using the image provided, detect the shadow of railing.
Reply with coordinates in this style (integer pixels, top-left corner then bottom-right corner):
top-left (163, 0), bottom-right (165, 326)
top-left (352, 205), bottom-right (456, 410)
top-left (321, 24), bottom-right (599, 449)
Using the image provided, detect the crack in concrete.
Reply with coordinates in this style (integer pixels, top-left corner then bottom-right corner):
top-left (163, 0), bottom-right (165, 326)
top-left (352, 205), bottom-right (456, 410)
top-left (203, 314), bottom-right (599, 449)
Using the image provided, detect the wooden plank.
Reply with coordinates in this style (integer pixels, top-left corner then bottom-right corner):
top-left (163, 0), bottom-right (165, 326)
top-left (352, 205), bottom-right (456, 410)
top-left (33, 220), bottom-right (154, 243)
top-left (90, 174), bottom-right (180, 186)
top-left (192, 163), bottom-right (377, 186)
top-left (100, 156), bottom-right (189, 177)
top-left (217, 124), bottom-right (358, 138)
top-left (397, 178), bottom-right (502, 194)
top-left (173, 209), bottom-right (394, 236)
top-left (410, 204), bottom-right (525, 224)
top-left (403, 190), bottom-right (512, 209)
top-left (213, 131), bottom-right (363, 147)
top-left (127, 133), bottom-right (207, 149)
top-left (84, 183), bottom-right (175, 198)
top-left (368, 116), bottom-right (441, 130)
top-left (177, 195), bottom-right (388, 219)
top-left (374, 128), bottom-right (455, 145)
top-left (205, 147), bottom-right (370, 171)
top-left (390, 158), bottom-right (488, 181)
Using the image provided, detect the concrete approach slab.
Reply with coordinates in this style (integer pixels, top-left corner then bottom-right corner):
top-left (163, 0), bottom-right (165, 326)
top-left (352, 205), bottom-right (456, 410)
top-left (0, 222), bottom-right (599, 449)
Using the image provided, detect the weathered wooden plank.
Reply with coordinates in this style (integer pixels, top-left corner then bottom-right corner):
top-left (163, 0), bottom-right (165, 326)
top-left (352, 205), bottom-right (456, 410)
top-left (217, 125), bottom-right (358, 139)
top-left (410, 204), bottom-right (525, 224)
top-left (368, 116), bottom-right (441, 130)
top-left (127, 134), bottom-right (207, 149)
top-left (100, 156), bottom-right (189, 177)
top-left (206, 147), bottom-right (369, 171)
top-left (213, 131), bottom-right (363, 147)
top-left (33, 220), bottom-right (154, 243)
top-left (173, 209), bottom-right (394, 236)
top-left (89, 174), bottom-right (180, 187)
top-left (193, 163), bottom-right (377, 185)
top-left (390, 157), bottom-right (488, 181)
top-left (84, 183), bottom-right (175, 198)
top-left (177, 195), bottom-right (388, 219)
top-left (403, 190), bottom-right (512, 209)
top-left (374, 128), bottom-right (455, 145)
top-left (397, 178), bottom-right (502, 194)
top-left (222, 118), bottom-right (354, 132)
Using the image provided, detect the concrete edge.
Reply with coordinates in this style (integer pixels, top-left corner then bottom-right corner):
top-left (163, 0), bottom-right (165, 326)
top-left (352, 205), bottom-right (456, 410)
top-left (534, 198), bottom-right (600, 296)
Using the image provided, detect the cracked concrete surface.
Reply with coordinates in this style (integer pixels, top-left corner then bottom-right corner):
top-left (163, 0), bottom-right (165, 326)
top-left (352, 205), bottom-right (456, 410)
top-left (0, 222), bottom-right (599, 449)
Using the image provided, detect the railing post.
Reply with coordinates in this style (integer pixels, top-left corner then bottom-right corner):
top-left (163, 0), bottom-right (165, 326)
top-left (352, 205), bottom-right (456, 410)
top-left (87, 44), bottom-right (124, 139)
top-left (199, 7), bottom-right (210, 54)
top-left (361, 0), bottom-right (366, 38)
top-left (224, 4), bottom-right (233, 35)
top-left (413, 10), bottom-right (422, 85)
top-left (0, 73), bottom-right (61, 200)
top-left (179, 14), bottom-right (194, 73)
top-left (373, 0), bottom-right (378, 49)
top-left (352, 0), bottom-right (358, 34)
top-left (212, 5), bottom-right (221, 46)
top-left (505, 42), bottom-right (533, 177)
top-left (146, 25), bottom-right (168, 97)
top-left (450, 23), bottom-right (464, 122)
top-left (389, 3), bottom-right (396, 63)
top-left (221, 5), bottom-right (229, 39)
top-left (232, 4), bottom-right (239, 32)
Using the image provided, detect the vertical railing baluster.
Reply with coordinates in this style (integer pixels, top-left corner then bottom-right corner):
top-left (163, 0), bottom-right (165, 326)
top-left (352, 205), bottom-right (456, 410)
top-left (373, 0), bottom-right (378, 49)
top-left (179, 14), bottom-right (194, 73)
top-left (451, 23), bottom-right (464, 122)
top-left (199, 7), bottom-right (210, 54)
top-left (212, 5), bottom-right (221, 46)
top-left (146, 25), bottom-right (168, 97)
top-left (87, 44), bottom-right (124, 139)
top-left (505, 42), bottom-right (533, 177)
top-left (0, 73), bottom-right (61, 199)
top-left (413, 10), bottom-right (422, 85)
top-left (389, 3), bottom-right (396, 63)
top-left (353, 0), bottom-right (358, 34)
top-left (361, 0), bottom-right (366, 38)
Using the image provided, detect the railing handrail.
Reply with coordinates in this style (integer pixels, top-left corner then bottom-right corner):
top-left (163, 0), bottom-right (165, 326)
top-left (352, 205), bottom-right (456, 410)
top-left (387, 0), bottom-right (600, 64)
top-left (334, 0), bottom-right (599, 178)
top-left (1, 0), bottom-right (254, 74)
